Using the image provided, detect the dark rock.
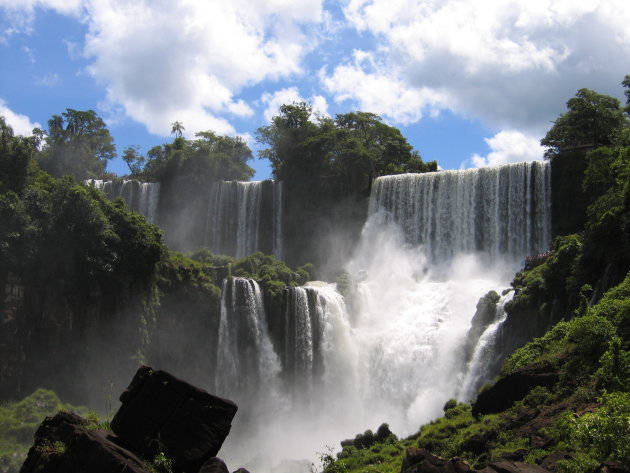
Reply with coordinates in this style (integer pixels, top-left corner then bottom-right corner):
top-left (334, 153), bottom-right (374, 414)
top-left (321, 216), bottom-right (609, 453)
top-left (199, 457), bottom-right (229, 473)
top-left (20, 411), bottom-right (150, 473)
top-left (539, 451), bottom-right (572, 472)
top-left (481, 461), bottom-right (550, 473)
top-left (111, 365), bottom-right (238, 473)
top-left (472, 363), bottom-right (559, 417)
top-left (597, 462), bottom-right (630, 473)
top-left (401, 447), bottom-right (471, 473)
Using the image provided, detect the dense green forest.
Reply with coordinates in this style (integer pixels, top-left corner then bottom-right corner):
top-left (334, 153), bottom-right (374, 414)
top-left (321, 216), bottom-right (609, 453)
top-left (1, 76), bottom-right (630, 473)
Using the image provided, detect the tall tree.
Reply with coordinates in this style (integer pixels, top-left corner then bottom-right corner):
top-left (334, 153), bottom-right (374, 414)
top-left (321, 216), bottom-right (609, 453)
top-left (171, 120), bottom-right (185, 139)
top-left (36, 109), bottom-right (116, 180)
top-left (541, 88), bottom-right (627, 159)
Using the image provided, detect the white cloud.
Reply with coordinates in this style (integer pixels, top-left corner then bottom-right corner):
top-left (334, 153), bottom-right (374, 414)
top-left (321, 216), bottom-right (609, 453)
top-left (261, 86), bottom-right (329, 122)
top-left (0, 0), bottom-right (83, 39)
top-left (0, 98), bottom-right (41, 135)
top-left (321, 50), bottom-right (451, 124)
top-left (332, 0), bottom-right (630, 132)
top-left (468, 130), bottom-right (544, 168)
top-left (80, 0), bottom-right (323, 137)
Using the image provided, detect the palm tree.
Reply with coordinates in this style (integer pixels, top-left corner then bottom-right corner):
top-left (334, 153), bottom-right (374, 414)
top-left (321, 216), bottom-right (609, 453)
top-left (171, 120), bottom-right (185, 139)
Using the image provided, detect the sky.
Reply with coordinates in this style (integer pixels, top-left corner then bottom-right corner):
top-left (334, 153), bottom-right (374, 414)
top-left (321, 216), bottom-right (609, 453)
top-left (1, 0), bottom-right (629, 180)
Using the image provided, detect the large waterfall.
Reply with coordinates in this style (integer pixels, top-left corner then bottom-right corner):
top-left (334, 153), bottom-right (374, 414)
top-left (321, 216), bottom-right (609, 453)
top-left (86, 179), bottom-right (160, 224)
top-left (203, 180), bottom-right (283, 259)
top-left (215, 161), bottom-right (552, 472)
top-left (370, 161), bottom-right (551, 262)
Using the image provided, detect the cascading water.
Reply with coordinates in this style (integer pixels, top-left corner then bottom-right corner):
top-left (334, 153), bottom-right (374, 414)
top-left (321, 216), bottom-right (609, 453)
top-left (86, 179), bottom-right (160, 224)
top-left (370, 161), bottom-right (551, 263)
top-left (214, 277), bottom-right (281, 400)
top-left (216, 162), bottom-right (552, 472)
top-left (458, 290), bottom-right (515, 402)
top-left (203, 180), bottom-right (283, 259)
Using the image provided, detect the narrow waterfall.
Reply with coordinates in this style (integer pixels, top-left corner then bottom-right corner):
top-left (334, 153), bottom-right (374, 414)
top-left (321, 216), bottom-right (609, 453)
top-left (86, 179), bottom-right (160, 224)
top-left (203, 180), bottom-right (283, 259)
top-left (283, 283), bottom-right (357, 402)
top-left (215, 277), bottom-right (280, 399)
top-left (369, 161), bottom-right (551, 263)
top-left (458, 290), bottom-right (515, 402)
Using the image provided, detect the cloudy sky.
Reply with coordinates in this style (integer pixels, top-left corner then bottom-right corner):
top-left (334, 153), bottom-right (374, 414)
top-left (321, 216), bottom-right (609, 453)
top-left (1, 0), bottom-right (629, 179)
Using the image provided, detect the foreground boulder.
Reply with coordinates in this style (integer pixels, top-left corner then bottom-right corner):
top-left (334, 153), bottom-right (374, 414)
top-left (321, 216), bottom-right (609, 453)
top-left (20, 411), bottom-right (150, 473)
top-left (111, 366), bottom-right (238, 473)
top-left (20, 366), bottom-right (238, 473)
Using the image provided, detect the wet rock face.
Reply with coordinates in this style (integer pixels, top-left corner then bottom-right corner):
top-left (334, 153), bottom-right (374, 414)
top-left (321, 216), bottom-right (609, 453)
top-left (111, 366), bottom-right (238, 473)
top-left (20, 411), bottom-right (150, 473)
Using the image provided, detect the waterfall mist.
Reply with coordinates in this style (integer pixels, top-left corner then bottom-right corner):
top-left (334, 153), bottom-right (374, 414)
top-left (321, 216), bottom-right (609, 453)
top-left (213, 162), bottom-right (551, 472)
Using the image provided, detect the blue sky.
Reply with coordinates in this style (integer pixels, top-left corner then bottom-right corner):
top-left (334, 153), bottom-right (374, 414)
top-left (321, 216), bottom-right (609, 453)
top-left (1, 0), bottom-right (629, 180)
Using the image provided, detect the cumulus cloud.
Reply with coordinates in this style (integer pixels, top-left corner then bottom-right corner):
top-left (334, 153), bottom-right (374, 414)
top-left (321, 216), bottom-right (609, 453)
top-left (321, 50), bottom-right (451, 124)
top-left (468, 130), bottom-right (544, 168)
top-left (81, 0), bottom-right (324, 137)
top-left (0, 98), bottom-right (41, 135)
top-left (331, 0), bottom-right (630, 132)
top-left (261, 86), bottom-right (329, 122)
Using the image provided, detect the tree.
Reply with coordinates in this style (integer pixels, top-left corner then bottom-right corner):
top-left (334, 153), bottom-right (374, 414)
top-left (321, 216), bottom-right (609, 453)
top-left (122, 145), bottom-right (146, 176)
top-left (171, 121), bottom-right (185, 139)
top-left (541, 88), bottom-right (627, 159)
top-left (36, 109), bottom-right (116, 179)
top-left (0, 116), bottom-right (36, 193)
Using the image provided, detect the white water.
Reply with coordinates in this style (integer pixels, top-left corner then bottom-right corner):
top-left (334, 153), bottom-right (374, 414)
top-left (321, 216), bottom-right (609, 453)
top-left (86, 179), bottom-right (160, 224)
top-left (204, 180), bottom-right (283, 258)
top-left (214, 162), bottom-right (551, 472)
top-left (215, 277), bottom-right (281, 399)
top-left (458, 290), bottom-right (515, 402)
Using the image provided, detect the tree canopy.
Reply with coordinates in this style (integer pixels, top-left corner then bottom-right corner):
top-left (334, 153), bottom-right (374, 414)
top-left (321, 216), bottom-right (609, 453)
top-left (256, 102), bottom-right (436, 198)
top-left (541, 87), bottom-right (628, 159)
top-left (35, 109), bottom-right (116, 180)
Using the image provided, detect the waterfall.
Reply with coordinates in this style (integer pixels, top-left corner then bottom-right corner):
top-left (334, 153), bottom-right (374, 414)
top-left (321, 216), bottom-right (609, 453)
top-left (203, 180), bottom-right (283, 258)
top-left (369, 161), bottom-right (551, 263)
top-left (86, 179), bottom-right (160, 224)
top-left (283, 283), bottom-right (357, 402)
top-left (198, 162), bottom-right (554, 472)
top-left (458, 290), bottom-right (515, 401)
top-left (215, 277), bottom-right (281, 399)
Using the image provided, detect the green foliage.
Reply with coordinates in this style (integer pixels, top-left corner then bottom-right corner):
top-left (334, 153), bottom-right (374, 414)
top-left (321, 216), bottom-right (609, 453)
top-left (142, 130), bottom-right (254, 182)
top-left (148, 451), bottom-right (174, 473)
top-left (35, 109), bottom-right (116, 180)
top-left (0, 389), bottom-right (85, 473)
top-left (541, 88), bottom-right (627, 159)
top-left (555, 392), bottom-right (630, 471)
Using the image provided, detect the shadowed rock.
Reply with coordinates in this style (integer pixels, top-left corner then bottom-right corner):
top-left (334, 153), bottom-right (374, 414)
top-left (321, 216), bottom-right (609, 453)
top-left (111, 366), bottom-right (238, 473)
top-left (20, 411), bottom-right (149, 473)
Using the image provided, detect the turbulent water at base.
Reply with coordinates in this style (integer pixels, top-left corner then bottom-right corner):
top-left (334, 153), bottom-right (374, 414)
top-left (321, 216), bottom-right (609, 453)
top-left (203, 180), bottom-right (283, 259)
top-left (213, 162), bottom-right (551, 473)
top-left (86, 179), bottom-right (160, 224)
